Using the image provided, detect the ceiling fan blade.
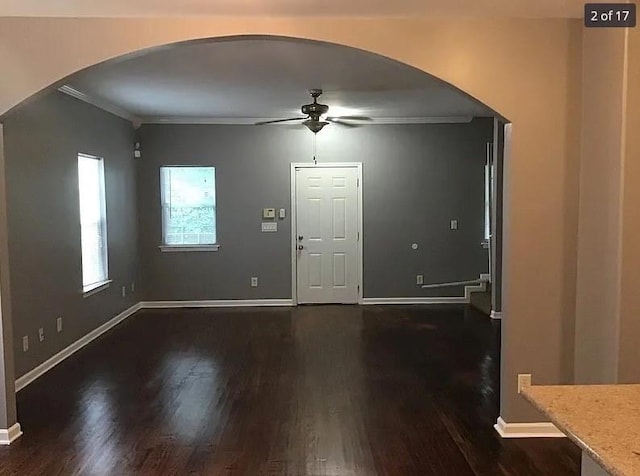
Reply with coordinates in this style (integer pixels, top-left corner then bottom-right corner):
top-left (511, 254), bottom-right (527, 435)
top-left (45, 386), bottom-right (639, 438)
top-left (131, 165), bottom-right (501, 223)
top-left (326, 115), bottom-right (373, 122)
top-left (326, 118), bottom-right (358, 128)
top-left (254, 117), bottom-right (306, 125)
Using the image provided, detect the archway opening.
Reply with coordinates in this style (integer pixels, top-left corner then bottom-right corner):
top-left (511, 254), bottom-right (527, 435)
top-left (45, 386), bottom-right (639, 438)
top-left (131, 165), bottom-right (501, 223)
top-left (0, 35), bottom-right (509, 457)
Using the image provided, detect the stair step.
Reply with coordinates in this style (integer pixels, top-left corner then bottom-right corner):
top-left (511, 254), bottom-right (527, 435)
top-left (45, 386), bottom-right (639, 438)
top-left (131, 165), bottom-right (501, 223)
top-left (470, 290), bottom-right (491, 316)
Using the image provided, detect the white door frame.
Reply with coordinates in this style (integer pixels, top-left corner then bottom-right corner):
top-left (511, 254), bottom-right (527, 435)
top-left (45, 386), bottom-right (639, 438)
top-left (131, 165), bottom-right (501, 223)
top-left (290, 162), bottom-right (363, 305)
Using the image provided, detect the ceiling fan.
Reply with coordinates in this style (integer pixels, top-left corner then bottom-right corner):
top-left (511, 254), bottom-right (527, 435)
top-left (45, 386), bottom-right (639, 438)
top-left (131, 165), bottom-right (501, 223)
top-left (255, 89), bottom-right (372, 133)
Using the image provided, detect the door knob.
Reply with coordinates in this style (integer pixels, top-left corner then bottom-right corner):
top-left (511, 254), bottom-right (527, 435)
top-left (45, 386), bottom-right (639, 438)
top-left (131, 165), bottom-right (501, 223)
top-left (298, 245), bottom-right (304, 251)
top-left (298, 235), bottom-right (304, 241)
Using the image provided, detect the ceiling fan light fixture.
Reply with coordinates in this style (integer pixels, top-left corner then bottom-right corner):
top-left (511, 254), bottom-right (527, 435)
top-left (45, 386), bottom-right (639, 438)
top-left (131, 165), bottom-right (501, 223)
top-left (303, 119), bottom-right (329, 134)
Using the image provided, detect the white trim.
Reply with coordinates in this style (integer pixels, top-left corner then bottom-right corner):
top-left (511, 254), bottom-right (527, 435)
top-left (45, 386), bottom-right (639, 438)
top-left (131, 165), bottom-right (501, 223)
top-left (480, 273), bottom-right (491, 282)
top-left (15, 303), bottom-right (142, 392)
top-left (82, 279), bottom-right (112, 297)
top-left (422, 279), bottom-right (481, 289)
top-left (363, 275), bottom-right (487, 305)
top-left (0, 423), bottom-right (22, 445)
top-left (140, 116), bottom-right (475, 125)
top-left (53, 90), bottom-right (473, 127)
top-left (58, 85), bottom-right (139, 123)
top-left (139, 299), bottom-right (294, 309)
top-left (361, 116), bottom-right (474, 124)
top-left (464, 280), bottom-right (487, 301)
top-left (494, 417), bottom-right (566, 438)
top-left (490, 311), bottom-right (503, 319)
top-left (159, 244), bottom-right (220, 252)
top-left (362, 297), bottom-right (467, 305)
top-left (290, 162), bottom-right (364, 305)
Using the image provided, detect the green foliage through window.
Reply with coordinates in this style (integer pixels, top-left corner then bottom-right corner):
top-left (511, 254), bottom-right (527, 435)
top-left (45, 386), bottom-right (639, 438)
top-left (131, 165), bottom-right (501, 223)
top-left (160, 166), bottom-right (216, 245)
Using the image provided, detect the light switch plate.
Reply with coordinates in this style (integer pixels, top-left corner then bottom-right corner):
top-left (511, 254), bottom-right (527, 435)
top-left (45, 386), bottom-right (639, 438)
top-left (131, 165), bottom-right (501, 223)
top-left (450, 220), bottom-right (458, 230)
top-left (263, 208), bottom-right (276, 219)
top-left (279, 208), bottom-right (286, 219)
top-left (261, 222), bottom-right (278, 232)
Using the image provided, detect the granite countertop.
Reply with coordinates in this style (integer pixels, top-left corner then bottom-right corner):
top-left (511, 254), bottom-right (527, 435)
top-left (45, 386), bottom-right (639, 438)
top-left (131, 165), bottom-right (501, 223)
top-left (522, 384), bottom-right (640, 476)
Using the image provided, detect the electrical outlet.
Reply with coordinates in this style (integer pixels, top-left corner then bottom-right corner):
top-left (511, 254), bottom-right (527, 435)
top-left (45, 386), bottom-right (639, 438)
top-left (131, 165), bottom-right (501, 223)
top-left (22, 336), bottom-right (28, 352)
top-left (56, 317), bottom-right (63, 333)
top-left (121, 286), bottom-right (126, 297)
top-left (251, 277), bottom-right (258, 288)
top-left (450, 219), bottom-right (458, 230)
top-left (416, 275), bottom-right (424, 285)
top-left (518, 373), bottom-right (532, 393)
top-left (38, 327), bottom-right (45, 342)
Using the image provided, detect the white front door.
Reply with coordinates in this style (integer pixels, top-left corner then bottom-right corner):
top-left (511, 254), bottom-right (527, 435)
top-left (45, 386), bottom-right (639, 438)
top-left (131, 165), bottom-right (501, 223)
top-left (294, 165), bottom-right (360, 304)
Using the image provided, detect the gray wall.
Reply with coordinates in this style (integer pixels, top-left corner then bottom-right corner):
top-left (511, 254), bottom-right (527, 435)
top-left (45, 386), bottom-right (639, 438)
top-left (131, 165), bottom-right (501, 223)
top-left (137, 119), bottom-right (493, 300)
top-left (3, 92), bottom-right (138, 377)
top-left (0, 124), bottom-right (18, 428)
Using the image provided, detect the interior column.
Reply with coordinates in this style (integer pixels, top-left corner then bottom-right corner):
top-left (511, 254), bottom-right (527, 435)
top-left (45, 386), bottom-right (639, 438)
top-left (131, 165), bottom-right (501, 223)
top-left (617, 27), bottom-right (640, 383)
top-left (0, 123), bottom-right (21, 444)
top-left (574, 26), bottom-right (640, 384)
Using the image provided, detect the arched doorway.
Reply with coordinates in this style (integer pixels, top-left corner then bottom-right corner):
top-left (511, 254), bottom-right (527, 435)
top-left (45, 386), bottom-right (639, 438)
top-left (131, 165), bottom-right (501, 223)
top-left (0, 19), bottom-right (582, 443)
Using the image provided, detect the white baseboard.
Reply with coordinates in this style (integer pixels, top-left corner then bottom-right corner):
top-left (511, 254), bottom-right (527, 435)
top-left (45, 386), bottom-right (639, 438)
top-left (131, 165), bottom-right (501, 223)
top-left (494, 416), bottom-right (565, 438)
top-left (490, 311), bottom-right (503, 319)
top-left (363, 278), bottom-right (486, 306)
top-left (0, 423), bottom-right (22, 445)
top-left (464, 282), bottom-right (486, 301)
top-left (361, 297), bottom-right (467, 305)
top-left (15, 302), bottom-right (142, 392)
top-left (139, 299), bottom-right (294, 309)
top-left (480, 273), bottom-right (491, 282)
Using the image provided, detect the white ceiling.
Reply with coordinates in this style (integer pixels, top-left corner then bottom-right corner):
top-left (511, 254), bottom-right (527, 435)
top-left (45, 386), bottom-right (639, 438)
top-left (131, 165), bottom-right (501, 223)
top-left (0, 0), bottom-right (607, 18)
top-left (67, 38), bottom-right (493, 123)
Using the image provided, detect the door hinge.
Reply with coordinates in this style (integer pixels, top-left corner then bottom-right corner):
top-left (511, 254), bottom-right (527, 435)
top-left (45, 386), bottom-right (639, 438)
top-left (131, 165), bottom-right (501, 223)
top-left (357, 178), bottom-right (360, 187)
top-left (357, 231), bottom-right (360, 241)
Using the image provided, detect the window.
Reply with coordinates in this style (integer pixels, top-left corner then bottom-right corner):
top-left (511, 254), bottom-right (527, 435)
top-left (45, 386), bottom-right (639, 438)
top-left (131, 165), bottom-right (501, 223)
top-left (160, 166), bottom-right (217, 249)
top-left (484, 162), bottom-right (492, 241)
top-left (78, 154), bottom-right (108, 293)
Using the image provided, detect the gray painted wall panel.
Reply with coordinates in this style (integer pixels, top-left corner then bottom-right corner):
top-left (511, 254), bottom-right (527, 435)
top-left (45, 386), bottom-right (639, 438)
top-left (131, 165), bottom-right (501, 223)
top-left (137, 120), bottom-right (492, 300)
top-left (3, 92), bottom-right (138, 377)
top-left (0, 124), bottom-right (17, 427)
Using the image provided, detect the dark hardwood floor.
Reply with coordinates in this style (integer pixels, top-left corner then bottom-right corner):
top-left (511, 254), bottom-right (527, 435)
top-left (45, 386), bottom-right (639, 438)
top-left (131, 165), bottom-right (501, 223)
top-left (0, 305), bottom-right (580, 475)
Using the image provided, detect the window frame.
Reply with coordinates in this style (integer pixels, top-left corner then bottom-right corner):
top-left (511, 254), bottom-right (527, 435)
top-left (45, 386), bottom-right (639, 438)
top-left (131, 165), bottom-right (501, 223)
top-left (159, 165), bottom-right (219, 253)
top-left (78, 153), bottom-right (110, 296)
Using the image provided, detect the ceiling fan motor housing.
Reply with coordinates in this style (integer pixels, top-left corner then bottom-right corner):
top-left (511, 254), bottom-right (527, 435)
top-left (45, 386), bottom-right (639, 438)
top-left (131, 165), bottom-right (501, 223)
top-left (301, 88), bottom-right (329, 121)
top-left (301, 102), bottom-right (329, 120)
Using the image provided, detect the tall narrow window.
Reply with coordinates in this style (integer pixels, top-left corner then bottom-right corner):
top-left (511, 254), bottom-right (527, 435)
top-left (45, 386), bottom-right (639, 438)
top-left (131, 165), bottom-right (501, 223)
top-left (160, 166), bottom-right (216, 247)
top-left (484, 162), bottom-right (491, 241)
top-left (78, 154), bottom-right (108, 292)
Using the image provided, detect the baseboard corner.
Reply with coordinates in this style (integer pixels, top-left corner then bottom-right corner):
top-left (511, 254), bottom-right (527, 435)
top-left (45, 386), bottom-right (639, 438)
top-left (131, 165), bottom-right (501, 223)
top-left (490, 310), bottom-right (503, 320)
top-left (494, 416), bottom-right (565, 438)
top-left (0, 423), bottom-right (22, 445)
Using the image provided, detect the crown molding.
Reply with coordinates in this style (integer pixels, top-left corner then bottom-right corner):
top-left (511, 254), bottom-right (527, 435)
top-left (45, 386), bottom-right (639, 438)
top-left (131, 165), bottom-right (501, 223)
top-left (141, 116), bottom-right (303, 125)
top-left (57, 85), bottom-right (140, 124)
top-left (54, 87), bottom-right (475, 126)
top-left (140, 115), bottom-right (475, 125)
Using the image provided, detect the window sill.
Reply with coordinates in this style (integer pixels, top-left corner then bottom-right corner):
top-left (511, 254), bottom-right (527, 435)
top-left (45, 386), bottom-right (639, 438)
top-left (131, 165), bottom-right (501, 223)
top-left (159, 245), bottom-right (220, 253)
top-left (82, 280), bottom-right (112, 298)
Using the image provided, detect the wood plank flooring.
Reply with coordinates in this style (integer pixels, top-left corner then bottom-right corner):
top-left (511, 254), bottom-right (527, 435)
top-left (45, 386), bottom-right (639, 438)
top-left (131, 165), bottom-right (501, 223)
top-left (0, 305), bottom-right (580, 475)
